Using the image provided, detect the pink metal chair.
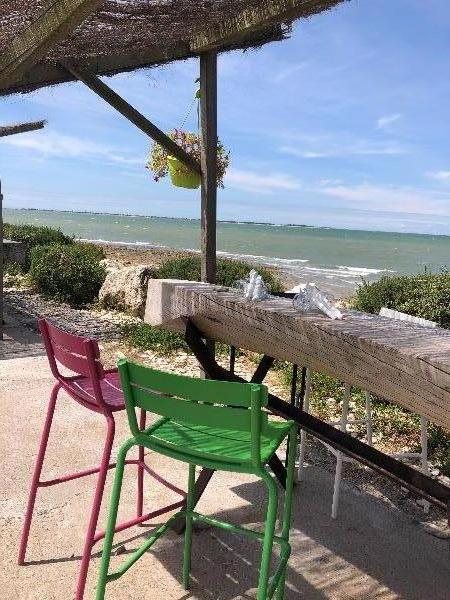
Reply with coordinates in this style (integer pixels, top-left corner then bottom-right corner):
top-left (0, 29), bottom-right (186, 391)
top-left (18, 319), bottom-right (185, 600)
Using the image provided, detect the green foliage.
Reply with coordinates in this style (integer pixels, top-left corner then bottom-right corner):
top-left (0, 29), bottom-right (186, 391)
top-left (352, 271), bottom-right (450, 328)
top-left (4, 223), bottom-right (73, 270)
top-left (123, 323), bottom-right (189, 355)
top-left (146, 129), bottom-right (230, 188)
top-left (29, 243), bottom-right (106, 308)
top-left (4, 261), bottom-right (23, 276)
top-left (157, 256), bottom-right (284, 292)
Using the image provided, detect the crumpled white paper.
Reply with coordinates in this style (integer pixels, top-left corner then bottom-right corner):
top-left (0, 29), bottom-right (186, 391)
top-left (234, 269), bottom-right (270, 301)
top-left (293, 283), bottom-right (343, 320)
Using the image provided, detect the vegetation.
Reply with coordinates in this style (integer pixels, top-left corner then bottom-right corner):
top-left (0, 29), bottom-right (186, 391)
top-left (147, 129), bottom-right (230, 188)
top-left (29, 243), bottom-right (106, 308)
top-left (156, 256), bottom-right (284, 292)
top-left (320, 271), bottom-right (450, 475)
top-left (122, 323), bottom-right (189, 355)
top-left (352, 271), bottom-right (450, 328)
top-left (4, 223), bottom-right (73, 270)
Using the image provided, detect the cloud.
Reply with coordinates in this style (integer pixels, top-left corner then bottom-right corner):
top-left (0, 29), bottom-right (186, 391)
top-left (1, 131), bottom-right (142, 166)
top-left (319, 183), bottom-right (450, 215)
top-left (376, 113), bottom-right (403, 130)
top-left (271, 61), bottom-right (308, 83)
top-left (225, 168), bottom-right (302, 194)
top-left (427, 170), bottom-right (450, 182)
top-left (280, 140), bottom-right (408, 159)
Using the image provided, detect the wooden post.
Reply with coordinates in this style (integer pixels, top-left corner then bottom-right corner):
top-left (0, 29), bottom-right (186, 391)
top-left (200, 51), bottom-right (218, 284)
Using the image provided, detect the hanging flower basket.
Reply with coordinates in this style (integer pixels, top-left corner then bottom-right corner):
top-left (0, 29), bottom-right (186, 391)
top-left (146, 129), bottom-right (230, 190)
top-left (167, 155), bottom-right (201, 189)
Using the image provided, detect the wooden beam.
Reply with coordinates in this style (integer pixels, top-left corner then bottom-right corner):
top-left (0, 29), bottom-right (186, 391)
top-left (0, 45), bottom-right (192, 97)
top-left (0, 120), bottom-right (47, 138)
top-left (0, 0), bottom-right (104, 91)
top-left (65, 65), bottom-right (201, 175)
top-left (145, 280), bottom-right (450, 431)
top-left (199, 51), bottom-right (218, 284)
top-left (190, 0), bottom-right (344, 52)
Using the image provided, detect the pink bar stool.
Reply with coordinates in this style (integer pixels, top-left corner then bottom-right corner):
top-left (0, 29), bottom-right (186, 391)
top-left (18, 319), bottom-right (185, 600)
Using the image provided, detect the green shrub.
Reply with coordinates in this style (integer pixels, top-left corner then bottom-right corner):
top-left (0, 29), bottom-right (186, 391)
top-left (352, 271), bottom-right (450, 328)
top-left (156, 256), bottom-right (283, 291)
top-left (4, 223), bottom-right (73, 270)
top-left (29, 243), bottom-right (106, 307)
top-left (347, 272), bottom-right (450, 473)
top-left (4, 261), bottom-right (23, 276)
top-left (122, 323), bottom-right (188, 355)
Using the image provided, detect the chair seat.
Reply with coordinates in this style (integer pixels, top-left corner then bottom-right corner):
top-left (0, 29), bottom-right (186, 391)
top-left (64, 370), bottom-right (125, 411)
top-left (146, 417), bottom-right (292, 467)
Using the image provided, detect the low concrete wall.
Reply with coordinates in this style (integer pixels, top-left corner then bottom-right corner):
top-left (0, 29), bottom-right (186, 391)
top-left (2, 240), bottom-right (25, 265)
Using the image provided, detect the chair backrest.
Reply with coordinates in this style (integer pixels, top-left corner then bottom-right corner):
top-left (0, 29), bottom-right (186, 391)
top-left (118, 359), bottom-right (269, 465)
top-left (39, 319), bottom-right (106, 404)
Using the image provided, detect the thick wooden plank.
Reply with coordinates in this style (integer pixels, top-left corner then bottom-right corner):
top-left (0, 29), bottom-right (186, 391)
top-left (65, 66), bottom-right (201, 175)
top-left (199, 51), bottom-right (218, 283)
top-left (0, 120), bottom-right (47, 137)
top-left (145, 279), bottom-right (450, 430)
top-left (190, 0), bottom-right (345, 52)
top-left (0, 0), bottom-right (104, 91)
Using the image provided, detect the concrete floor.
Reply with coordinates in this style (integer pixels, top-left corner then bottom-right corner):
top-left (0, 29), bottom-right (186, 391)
top-left (1, 354), bottom-right (449, 600)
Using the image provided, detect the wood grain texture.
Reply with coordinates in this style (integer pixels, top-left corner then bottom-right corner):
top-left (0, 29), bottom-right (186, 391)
top-left (0, 0), bottom-right (104, 90)
top-left (190, 0), bottom-right (346, 51)
top-left (65, 65), bottom-right (201, 175)
top-left (145, 279), bottom-right (450, 430)
top-left (199, 51), bottom-right (218, 283)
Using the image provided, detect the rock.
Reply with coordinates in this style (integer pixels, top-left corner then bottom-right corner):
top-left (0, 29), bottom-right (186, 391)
top-left (98, 264), bottom-right (155, 318)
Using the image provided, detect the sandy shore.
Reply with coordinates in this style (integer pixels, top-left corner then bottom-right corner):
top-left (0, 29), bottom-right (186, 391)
top-left (92, 242), bottom-right (297, 290)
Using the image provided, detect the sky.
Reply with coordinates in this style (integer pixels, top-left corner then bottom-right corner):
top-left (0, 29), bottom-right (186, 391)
top-left (1, 0), bottom-right (450, 235)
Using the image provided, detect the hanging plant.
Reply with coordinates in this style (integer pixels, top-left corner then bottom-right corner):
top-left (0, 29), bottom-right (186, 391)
top-left (146, 129), bottom-right (230, 190)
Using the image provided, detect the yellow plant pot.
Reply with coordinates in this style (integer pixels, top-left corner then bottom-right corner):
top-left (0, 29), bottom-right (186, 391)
top-left (168, 156), bottom-right (201, 189)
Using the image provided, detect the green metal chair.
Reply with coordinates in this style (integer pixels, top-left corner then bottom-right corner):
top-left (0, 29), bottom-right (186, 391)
top-left (96, 359), bottom-right (297, 600)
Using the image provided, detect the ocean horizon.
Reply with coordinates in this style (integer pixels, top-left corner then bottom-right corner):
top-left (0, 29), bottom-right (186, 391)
top-left (4, 207), bottom-right (450, 297)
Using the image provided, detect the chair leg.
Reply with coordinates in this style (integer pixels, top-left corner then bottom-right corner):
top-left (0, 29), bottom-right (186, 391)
top-left (276, 427), bottom-right (298, 600)
top-left (332, 383), bottom-right (351, 520)
top-left (18, 382), bottom-right (60, 565)
top-left (182, 463), bottom-right (196, 590)
top-left (137, 409), bottom-right (146, 518)
top-left (297, 370), bottom-right (311, 482)
top-left (76, 417), bottom-right (115, 600)
top-left (96, 439), bottom-right (134, 600)
top-left (257, 470), bottom-right (279, 600)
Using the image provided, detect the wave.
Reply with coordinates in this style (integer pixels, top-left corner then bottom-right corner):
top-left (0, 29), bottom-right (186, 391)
top-left (76, 236), bottom-right (390, 294)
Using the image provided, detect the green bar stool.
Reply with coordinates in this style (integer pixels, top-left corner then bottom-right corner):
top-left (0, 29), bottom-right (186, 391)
top-left (96, 360), bottom-right (297, 600)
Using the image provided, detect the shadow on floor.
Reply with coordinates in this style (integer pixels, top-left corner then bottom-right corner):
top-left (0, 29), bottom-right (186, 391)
top-left (0, 309), bottom-right (44, 360)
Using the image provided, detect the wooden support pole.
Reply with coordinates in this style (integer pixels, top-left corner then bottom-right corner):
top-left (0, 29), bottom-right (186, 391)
top-left (199, 51), bottom-right (218, 284)
top-left (65, 65), bottom-right (201, 175)
top-left (0, 0), bottom-right (104, 91)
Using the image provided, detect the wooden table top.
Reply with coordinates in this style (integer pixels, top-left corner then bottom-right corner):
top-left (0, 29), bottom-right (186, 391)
top-left (145, 279), bottom-right (450, 430)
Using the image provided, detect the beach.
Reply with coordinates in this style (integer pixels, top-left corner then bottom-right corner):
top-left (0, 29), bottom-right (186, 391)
top-left (4, 208), bottom-right (450, 297)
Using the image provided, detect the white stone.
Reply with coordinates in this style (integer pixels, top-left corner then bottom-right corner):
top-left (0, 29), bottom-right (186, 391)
top-left (99, 264), bottom-right (155, 318)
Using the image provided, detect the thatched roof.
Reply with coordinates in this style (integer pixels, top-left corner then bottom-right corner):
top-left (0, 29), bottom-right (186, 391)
top-left (0, 120), bottom-right (46, 137)
top-left (0, 1), bottom-right (347, 96)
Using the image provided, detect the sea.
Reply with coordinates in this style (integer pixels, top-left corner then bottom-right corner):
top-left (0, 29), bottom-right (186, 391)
top-left (4, 208), bottom-right (450, 297)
